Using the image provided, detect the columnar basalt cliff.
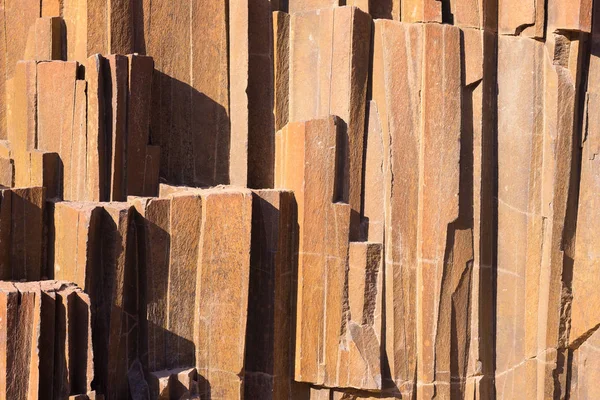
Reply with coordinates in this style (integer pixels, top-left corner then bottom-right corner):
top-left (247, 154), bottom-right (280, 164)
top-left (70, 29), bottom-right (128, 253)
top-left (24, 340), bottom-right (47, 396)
top-left (0, 0), bottom-right (598, 399)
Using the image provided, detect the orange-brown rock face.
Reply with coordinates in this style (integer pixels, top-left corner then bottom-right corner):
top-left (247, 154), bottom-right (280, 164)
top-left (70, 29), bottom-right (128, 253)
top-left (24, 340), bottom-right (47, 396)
top-left (1, 1), bottom-right (600, 399)
top-left (289, 6), bottom-right (370, 241)
top-left (0, 281), bottom-right (93, 399)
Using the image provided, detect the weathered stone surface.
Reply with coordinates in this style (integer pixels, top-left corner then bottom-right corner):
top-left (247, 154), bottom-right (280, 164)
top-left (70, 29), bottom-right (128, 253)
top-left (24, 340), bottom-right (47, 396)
top-left (1, 0), bottom-right (40, 141)
top-left (401, 0), bottom-right (441, 22)
top-left (138, 1), bottom-right (229, 187)
top-left (9, 187), bottom-right (46, 281)
top-left (275, 116), bottom-right (351, 386)
top-left (9, 61), bottom-right (38, 188)
top-left (372, 20), bottom-right (462, 397)
top-left (496, 33), bottom-right (582, 399)
top-left (361, 101), bottom-right (384, 243)
top-left (0, 281), bottom-right (93, 399)
top-left (570, 33), bottom-right (600, 353)
top-left (35, 17), bottom-right (63, 61)
top-left (129, 197), bottom-right (171, 373)
top-left (230, 0), bottom-right (275, 188)
top-left (547, 0), bottom-right (592, 32)
top-left (289, 6), bottom-right (370, 240)
top-left (85, 55), bottom-right (107, 202)
top-left (127, 55), bottom-right (157, 197)
top-left (449, 0), bottom-right (497, 30)
top-left (36, 61), bottom-right (84, 199)
top-left (461, 27), bottom-right (497, 398)
top-left (193, 189), bottom-right (252, 399)
top-left (148, 368), bottom-right (199, 400)
top-left (274, 11), bottom-right (290, 132)
top-left (336, 242), bottom-right (383, 390)
top-left (498, 0), bottom-right (545, 37)
top-left (245, 190), bottom-right (296, 399)
top-left (570, 329), bottom-right (600, 399)
top-left (62, 0), bottom-right (133, 63)
top-left (288, 0), bottom-right (340, 13)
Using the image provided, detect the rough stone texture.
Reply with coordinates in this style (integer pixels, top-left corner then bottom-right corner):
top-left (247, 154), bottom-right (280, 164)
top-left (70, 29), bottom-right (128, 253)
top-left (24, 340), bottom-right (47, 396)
top-left (275, 116), bottom-right (351, 387)
top-left (273, 11), bottom-right (290, 133)
top-left (0, 281), bottom-right (93, 399)
top-left (0, 1), bottom-right (599, 399)
top-left (498, 0), bottom-right (545, 37)
top-left (230, 0), bottom-right (275, 189)
top-left (136, 1), bottom-right (230, 188)
top-left (35, 17), bottom-right (64, 61)
top-left (245, 190), bottom-right (296, 399)
top-left (372, 20), bottom-right (463, 397)
top-left (0, 187), bottom-right (46, 281)
top-left (289, 6), bottom-right (370, 240)
top-left (401, 0), bottom-right (442, 22)
top-left (288, 0), bottom-right (341, 13)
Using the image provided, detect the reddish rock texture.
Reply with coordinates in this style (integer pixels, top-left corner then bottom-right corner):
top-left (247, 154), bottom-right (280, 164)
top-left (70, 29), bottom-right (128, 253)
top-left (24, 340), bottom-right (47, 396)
top-left (0, 1), bottom-right (598, 399)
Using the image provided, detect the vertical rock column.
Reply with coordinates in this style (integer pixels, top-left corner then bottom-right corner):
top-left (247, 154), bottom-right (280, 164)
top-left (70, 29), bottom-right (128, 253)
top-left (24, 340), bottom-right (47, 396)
top-left (245, 190), bottom-right (297, 399)
top-left (0, 281), bottom-right (94, 399)
top-left (289, 6), bottom-right (371, 240)
top-left (372, 20), bottom-right (463, 397)
top-left (275, 116), bottom-right (351, 387)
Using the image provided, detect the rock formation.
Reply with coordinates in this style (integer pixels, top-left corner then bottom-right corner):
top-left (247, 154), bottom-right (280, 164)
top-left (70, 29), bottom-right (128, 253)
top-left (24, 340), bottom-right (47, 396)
top-left (0, 0), bottom-right (598, 399)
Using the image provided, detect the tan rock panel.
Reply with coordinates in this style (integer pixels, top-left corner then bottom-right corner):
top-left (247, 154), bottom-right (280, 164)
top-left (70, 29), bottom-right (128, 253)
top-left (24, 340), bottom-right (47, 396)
top-left (417, 23), bottom-right (462, 399)
top-left (0, 156), bottom-right (14, 187)
top-left (41, 0), bottom-right (60, 16)
top-left (547, 0), bottom-right (592, 32)
top-left (372, 20), bottom-right (462, 396)
top-left (36, 61), bottom-right (80, 199)
top-left (372, 20), bottom-right (421, 394)
top-left (53, 202), bottom-right (103, 287)
top-left (288, 0), bottom-right (340, 13)
top-left (496, 34), bottom-right (545, 398)
top-left (29, 150), bottom-right (60, 199)
top-left (0, 282), bottom-right (92, 398)
top-left (273, 11), bottom-right (290, 132)
top-left (275, 116), bottom-right (350, 386)
top-left (100, 204), bottom-right (137, 400)
top-left (230, 0), bottom-right (275, 188)
top-left (9, 61), bottom-right (37, 188)
top-left (85, 55), bottom-right (107, 202)
top-left (62, 0), bottom-right (108, 63)
top-left (108, 0), bottom-right (134, 54)
top-left (53, 201), bottom-right (139, 399)
top-left (194, 189), bottom-right (252, 399)
top-left (498, 0), bottom-right (544, 37)
top-left (105, 55), bottom-right (128, 202)
top-left (570, 329), bottom-right (600, 399)
top-left (0, 1), bottom-right (40, 141)
top-left (361, 101), bottom-right (384, 243)
top-left (449, 0), bottom-right (498, 30)
top-left (495, 33), bottom-right (581, 398)
top-left (460, 27), bottom-right (497, 398)
top-left (35, 17), bottom-right (63, 61)
top-left (289, 6), bottom-right (370, 240)
top-left (401, 0), bottom-right (441, 22)
top-left (167, 194), bottom-right (202, 369)
top-left (571, 69), bottom-right (600, 344)
top-left (141, 0), bottom-right (229, 187)
top-left (337, 242), bottom-right (383, 390)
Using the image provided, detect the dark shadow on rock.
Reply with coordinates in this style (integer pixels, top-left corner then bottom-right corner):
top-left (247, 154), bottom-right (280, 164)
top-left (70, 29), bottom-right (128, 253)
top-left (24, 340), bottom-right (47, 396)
top-left (149, 70), bottom-right (230, 188)
top-left (244, 192), bottom-right (299, 399)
